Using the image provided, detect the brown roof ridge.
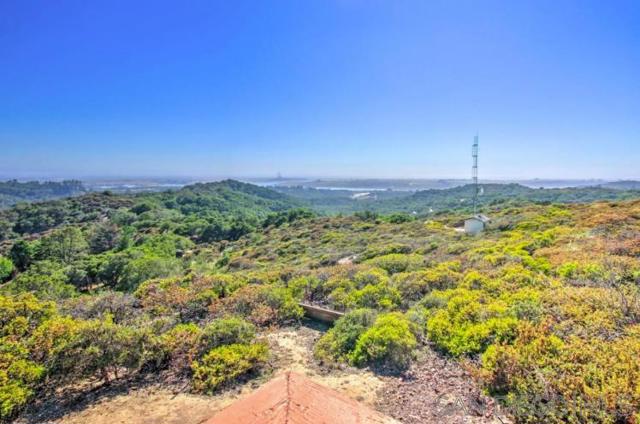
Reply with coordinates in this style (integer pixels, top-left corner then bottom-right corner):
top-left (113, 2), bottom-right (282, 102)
top-left (284, 371), bottom-right (291, 424)
top-left (204, 370), bottom-right (399, 424)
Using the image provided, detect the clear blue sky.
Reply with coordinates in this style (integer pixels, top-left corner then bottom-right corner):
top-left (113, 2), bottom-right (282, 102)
top-left (1, 0), bottom-right (639, 180)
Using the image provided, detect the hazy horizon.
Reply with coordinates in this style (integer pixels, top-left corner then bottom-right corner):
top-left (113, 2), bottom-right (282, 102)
top-left (0, 174), bottom-right (622, 184)
top-left (2, 1), bottom-right (639, 180)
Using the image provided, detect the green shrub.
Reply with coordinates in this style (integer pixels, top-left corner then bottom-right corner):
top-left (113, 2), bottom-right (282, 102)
top-left (158, 323), bottom-right (203, 371)
top-left (392, 261), bottom-right (461, 302)
top-left (0, 295), bottom-right (56, 420)
top-left (287, 276), bottom-right (327, 303)
top-left (213, 285), bottom-right (303, 326)
top-left (201, 316), bottom-right (256, 350)
top-left (359, 243), bottom-right (413, 261)
top-left (33, 315), bottom-right (153, 384)
top-left (0, 340), bottom-right (45, 420)
top-left (157, 317), bottom-right (256, 373)
top-left (0, 256), bottom-right (13, 282)
top-left (3, 260), bottom-right (76, 300)
top-left (349, 312), bottom-right (417, 371)
top-left (365, 254), bottom-right (424, 274)
top-left (422, 288), bottom-right (519, 356)
top-left (479, 323), bottom-right (640, 423)
top-left (192, 343), bottom-right (269, 393)
top-left (135, 274), bottom-right (246, 321)
top-left (314, 309), bottom-right (377, 363)
top-left (346, 282), bottom-right (401, 310)
top-left (353, 268), bottom-right (389, 287)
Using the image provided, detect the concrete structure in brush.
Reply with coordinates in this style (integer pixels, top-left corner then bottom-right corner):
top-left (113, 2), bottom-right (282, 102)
top-left (464, 214), bottom-right (491, 235)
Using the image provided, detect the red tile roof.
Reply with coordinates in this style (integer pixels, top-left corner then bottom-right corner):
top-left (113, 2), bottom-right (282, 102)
top-left (204, 371), bottom-right (398, 424)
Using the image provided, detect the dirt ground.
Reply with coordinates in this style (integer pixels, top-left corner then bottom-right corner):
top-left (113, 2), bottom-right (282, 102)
top-left (15, 322), bottom-right (510, 424)
top-left (376, 348), bottom-right (511, 424)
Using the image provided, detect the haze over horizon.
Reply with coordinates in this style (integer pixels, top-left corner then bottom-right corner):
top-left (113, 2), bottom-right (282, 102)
top-left (2, 1), bottom-right (639, 180)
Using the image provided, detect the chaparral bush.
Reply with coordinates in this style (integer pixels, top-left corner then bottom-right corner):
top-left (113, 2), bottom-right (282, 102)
top-left (191, 343), bottom-right (269, 393)
top-left (350, 312), bottom-right (417, 371)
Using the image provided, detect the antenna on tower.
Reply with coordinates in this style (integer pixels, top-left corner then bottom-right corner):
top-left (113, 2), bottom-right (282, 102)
top-left (472, 134), bottom-right (479, 214)
top-left (464, 134), bottom-right (489, 234)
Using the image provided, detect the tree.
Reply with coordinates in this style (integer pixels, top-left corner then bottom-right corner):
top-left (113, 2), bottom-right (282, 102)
top-left (89, 223), bottom-right (121, 254)
top-left (0, 219), bottom-right (12, 241)
top-left (37, 226), bottom-right (88, 264)
top-left (4, 260), bottom-right (76, 300)
top-left (9, 240), bottom-right (35, 272)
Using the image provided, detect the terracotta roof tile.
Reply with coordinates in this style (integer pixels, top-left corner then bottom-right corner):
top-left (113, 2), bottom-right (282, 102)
top-left (204, 371), bottom-right (398, 424)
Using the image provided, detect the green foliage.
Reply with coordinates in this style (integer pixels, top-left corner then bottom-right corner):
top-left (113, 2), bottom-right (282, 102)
top-left (158, 323), bottom-right (203, 371)
top-left (392, 261), bottom-right (461, 302)
top-left (262, 208), bottom-right (315, 228)
top-left (135, 274), bottom-right (245, 320)
top-left (0, 257), bottom-right (13, 282)
top-left (62, 291), bottom-right (138, 324)
top-left (94, 233), bottom-right (192, 291)
top-left (8, 240), bottom-right (34, 272)
top-left (201, 317), bottom-right (256, 350)
top-left (345, 280), bottom-right (401, 310)
top-left (36, 226), bottom-right (88, 264)
top-left (214, 285), bottom-right (303, 326)
top-left (383, 213), bottom-right (415, 224)
top-left (191, 343), bottom-right (269, 393)
top-left (349, 312), bottom-right (417, 371)
top-left (2, 261), bottom-right (76, 300)
top-left (32, 314), bottom-right (154, 384)
top-left (314, 309), bottom-right (377, 363)
top-left (359, 243), bottom-right (413, 261)
top-left (0, 342), bottom-right (45, 420)
top-left (479, 323), bottom-right (640, 423)
top-left (88, 223), bottom-right (121, 253)
top-left (422, 286), bottom-right (520, 356)
top-left (364, 253), bottom-right (424, 274)
top-left (0, 294), bottom-right (55, 420)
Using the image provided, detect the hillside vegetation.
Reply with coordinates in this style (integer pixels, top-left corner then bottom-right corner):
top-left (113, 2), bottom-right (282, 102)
top-left (0, 180), bottom-right (87, 209)
top-left (0, 181), bottom-right (639, 423)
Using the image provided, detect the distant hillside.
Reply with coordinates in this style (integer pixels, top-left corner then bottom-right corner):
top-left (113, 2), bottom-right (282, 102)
top-left (277, 183), bottom-right (640, 215)
top-left (0, 180), bottom-right (87, 208)
top-left (599, 180), bottom-right (640, 190)
top-left (394, 183), bottom-right (640, 214)
top-left (0, 179), bottom-right (302, 243)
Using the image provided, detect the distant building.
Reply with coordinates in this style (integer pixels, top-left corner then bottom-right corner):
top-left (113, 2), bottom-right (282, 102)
top-left (464, 214), bottom-right (490, 235)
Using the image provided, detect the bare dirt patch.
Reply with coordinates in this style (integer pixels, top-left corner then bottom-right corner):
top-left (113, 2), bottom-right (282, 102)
top-left (266, 323), bottom-right (385, 406)
top-left (376, 349), bottom-right (511, 424)
top-left (13, 371), bottom-right (268, 424)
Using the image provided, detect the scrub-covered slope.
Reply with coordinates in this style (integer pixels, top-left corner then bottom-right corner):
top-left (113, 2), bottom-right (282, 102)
top-left (1, 183), bottom-right (639, 423)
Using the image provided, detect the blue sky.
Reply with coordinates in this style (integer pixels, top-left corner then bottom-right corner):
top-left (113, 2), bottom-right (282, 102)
top-left (1, 0), bottom-right (639, 179)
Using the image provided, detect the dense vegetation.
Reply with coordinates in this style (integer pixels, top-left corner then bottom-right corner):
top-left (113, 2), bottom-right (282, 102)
top-left (0, 179), bottom-right (303, 245)
top-left (0, 180), bottom-right (86, 209)
top-left (1, 180), bottom-right (640, 423)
